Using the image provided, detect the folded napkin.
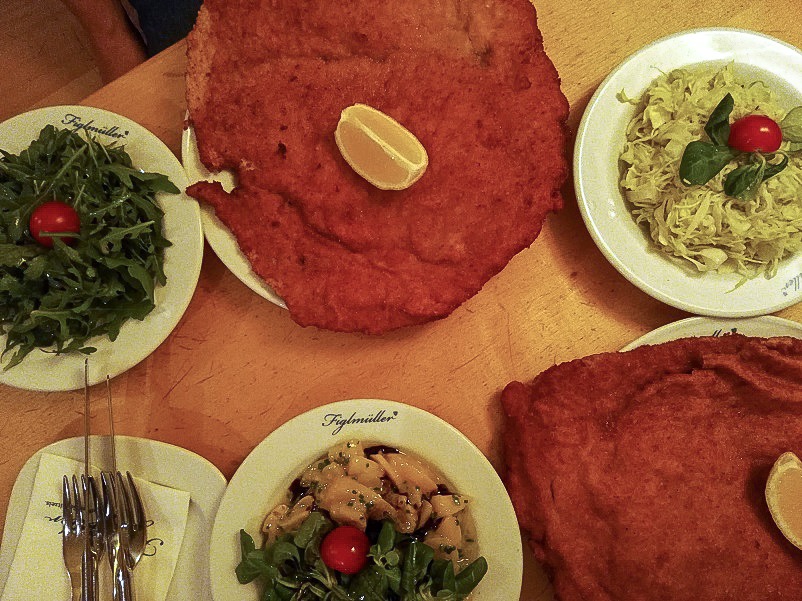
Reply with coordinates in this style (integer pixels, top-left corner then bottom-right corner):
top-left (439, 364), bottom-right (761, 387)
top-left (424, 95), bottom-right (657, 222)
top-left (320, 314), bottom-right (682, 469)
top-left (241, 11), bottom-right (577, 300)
top-left (1, 453), bottom-right (191, 601)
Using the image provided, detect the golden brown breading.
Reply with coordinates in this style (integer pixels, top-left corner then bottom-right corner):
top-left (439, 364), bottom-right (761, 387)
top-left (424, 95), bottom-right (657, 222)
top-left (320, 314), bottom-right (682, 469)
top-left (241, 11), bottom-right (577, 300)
top-left (185, 0), bottom-right (568, 333)
top-left (502, 335), bottom-right (802, 600)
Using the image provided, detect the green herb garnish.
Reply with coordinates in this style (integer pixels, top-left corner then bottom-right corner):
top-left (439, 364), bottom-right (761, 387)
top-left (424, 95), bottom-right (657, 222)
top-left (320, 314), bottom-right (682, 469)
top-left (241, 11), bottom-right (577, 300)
top-left (0, 125), bottom-right (176, 369)
top-left (236, 513), bottom-right (488, 600)
top-left (679, 94), bottom-right (802, 200)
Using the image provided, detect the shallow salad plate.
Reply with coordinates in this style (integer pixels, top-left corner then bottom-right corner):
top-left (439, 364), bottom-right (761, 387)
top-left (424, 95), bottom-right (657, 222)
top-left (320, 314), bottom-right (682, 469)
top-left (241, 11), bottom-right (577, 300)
top-left (209, 398), bottom-right (522, 601)
top-left (0, 106), bottom-right (203, 391)
top-left (0, 435), bottom-right (226, 601)
top-left (575, 28), bottom-right (802, 317)
top-left (181, 126), bottom-right (286, 308)
top-left (621, 315), bottom-right (802, 350)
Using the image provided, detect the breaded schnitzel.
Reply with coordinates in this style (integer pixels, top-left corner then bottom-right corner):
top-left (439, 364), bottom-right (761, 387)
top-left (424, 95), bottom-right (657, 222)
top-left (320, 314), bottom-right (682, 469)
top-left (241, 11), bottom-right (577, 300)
top-left (185, 0), bottom-right (568, 333)
top-left (502, 335), bottom-right (802, 600)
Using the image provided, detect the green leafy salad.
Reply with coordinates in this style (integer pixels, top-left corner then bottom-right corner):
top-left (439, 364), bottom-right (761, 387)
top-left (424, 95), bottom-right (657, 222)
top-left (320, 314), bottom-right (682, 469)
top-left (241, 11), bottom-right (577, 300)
top-left (238, 514), bottom-right (487, 601)
top-left (236, 440), bottom-right (488, 600)
top-left (619, 65), bottom-right (802, 280)
top-left (0, 125), bottom-right (177, 369)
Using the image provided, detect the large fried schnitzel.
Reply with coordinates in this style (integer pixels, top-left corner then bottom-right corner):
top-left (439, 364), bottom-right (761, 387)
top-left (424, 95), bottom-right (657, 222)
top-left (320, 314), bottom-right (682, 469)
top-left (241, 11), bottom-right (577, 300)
top-left (185, 0), bottom-right (567, 333)
top-left (502, 335), bottom-right (802, 600)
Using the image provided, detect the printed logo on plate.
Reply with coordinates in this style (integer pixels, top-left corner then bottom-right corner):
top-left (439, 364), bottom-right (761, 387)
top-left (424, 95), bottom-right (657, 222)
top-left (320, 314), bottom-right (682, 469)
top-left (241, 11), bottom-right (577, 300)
top-left (321, 410), bottom-right (400, 435)
top-left (61, 113), bottom-right (129, 140)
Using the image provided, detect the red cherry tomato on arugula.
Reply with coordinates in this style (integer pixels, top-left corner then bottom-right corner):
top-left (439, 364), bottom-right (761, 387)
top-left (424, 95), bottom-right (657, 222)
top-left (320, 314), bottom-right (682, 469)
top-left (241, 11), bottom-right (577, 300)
top-left (29, 201), bottom-right (81, 247)
top-left (320, 526), bottom-right (370, 574)
top-left (728, 115), bottom-right (783, 153)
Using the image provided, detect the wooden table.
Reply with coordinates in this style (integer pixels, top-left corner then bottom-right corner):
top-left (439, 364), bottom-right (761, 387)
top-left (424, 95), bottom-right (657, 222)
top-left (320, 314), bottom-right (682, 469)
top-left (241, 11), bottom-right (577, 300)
top-left (1, 2), bottom-right (800, 599)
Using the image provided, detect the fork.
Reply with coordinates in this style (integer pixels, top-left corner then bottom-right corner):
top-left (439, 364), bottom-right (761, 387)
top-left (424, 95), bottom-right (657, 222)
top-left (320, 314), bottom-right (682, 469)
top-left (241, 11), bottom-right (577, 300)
top-left (62, 475), bottom-right (94, 601)
top-left (82, 475), bottom-right (105, 599)
top-left (115, 471), bottom-right (147, 570)
top-left (101, 472), bottom-right (135, 601)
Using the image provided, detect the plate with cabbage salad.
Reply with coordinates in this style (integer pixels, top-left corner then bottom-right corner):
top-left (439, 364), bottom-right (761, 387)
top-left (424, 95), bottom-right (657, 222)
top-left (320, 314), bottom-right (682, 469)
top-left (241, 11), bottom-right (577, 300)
top-left (0, 106), bottom-right (203, 391)
top-left (575, 28), bottom-right (802, 317)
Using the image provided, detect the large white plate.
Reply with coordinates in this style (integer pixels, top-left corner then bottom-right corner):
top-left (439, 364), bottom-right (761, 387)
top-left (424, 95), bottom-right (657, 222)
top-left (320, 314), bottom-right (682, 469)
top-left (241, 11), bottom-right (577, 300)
top-left (209, 399), bottom-right (522, 601)
top-left (0, 106), bottom-right (204, 391)
top-left (181, 126), bottom-right (286, 308)
top-left (0, 435), bottom-right (227, 601)
top-left (575, 28), bottom-right (802, 317)
top-left (621, 315), bottom-right (802, 350)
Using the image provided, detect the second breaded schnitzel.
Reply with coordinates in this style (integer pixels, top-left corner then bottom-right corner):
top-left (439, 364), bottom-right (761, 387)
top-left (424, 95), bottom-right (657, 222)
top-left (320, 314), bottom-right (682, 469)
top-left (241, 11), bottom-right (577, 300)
top-left (502, 335), bottom-right (802, 600)
top-left (186, 0), bottom-right (568, 333)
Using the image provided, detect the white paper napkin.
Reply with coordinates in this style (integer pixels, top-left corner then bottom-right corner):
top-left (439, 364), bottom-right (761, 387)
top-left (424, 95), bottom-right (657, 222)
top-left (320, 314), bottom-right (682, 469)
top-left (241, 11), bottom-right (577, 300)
top-left (0, 453), bottom-right (191, 601)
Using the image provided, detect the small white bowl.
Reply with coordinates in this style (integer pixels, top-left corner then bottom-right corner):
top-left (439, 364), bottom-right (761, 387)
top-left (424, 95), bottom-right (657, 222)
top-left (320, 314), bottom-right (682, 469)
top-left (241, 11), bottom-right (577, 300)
top-left (575, 28), bottom-right (802, 317)
top-left (209, 399), bottom-right (522, 601)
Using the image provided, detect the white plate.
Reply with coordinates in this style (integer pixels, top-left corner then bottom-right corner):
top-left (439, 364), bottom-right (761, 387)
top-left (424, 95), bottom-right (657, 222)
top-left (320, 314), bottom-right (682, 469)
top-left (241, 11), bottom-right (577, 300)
top-left (621, 315), bottom-right (802, 350)
top-left (0, 435), bottom-right (227, 601)
top-left (209, 399), bottom-right (522, 601)
top-left (180, 126), bottom-right (286, 308)
top-left (575, 28), bottom-right (802, 317)
top-left (0, 106), bottom-right (204, 391)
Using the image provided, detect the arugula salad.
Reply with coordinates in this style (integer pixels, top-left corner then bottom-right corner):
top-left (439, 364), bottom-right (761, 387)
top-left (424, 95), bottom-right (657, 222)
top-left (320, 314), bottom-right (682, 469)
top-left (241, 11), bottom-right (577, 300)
top-left (0, 125), bottom-right (177, 369)
top-left (236, 440), bottom-right (488, 600)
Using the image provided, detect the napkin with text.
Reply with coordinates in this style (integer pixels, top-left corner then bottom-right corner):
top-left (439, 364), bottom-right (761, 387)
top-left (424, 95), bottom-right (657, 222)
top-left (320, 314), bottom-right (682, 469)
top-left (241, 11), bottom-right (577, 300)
top-left (0, 453), bottom-right (191, 601)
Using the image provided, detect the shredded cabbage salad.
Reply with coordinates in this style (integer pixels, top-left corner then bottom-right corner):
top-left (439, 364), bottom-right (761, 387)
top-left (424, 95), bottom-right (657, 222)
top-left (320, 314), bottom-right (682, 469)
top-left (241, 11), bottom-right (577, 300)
top-left (620, 65), bottom-right (802, 280)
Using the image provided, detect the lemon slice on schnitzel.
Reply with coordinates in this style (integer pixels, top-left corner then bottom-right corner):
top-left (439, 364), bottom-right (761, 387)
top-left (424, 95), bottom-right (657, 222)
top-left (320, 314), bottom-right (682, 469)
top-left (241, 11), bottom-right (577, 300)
top-left (766, 451), bottom-right (802, 550)
top-left (335, 104), bottom-right (428, 190)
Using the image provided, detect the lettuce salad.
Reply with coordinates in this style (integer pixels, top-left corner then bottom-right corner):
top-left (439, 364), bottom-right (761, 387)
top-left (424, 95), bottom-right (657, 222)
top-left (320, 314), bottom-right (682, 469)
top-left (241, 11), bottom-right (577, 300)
top-left (620, 65), bottom-right (802, 280)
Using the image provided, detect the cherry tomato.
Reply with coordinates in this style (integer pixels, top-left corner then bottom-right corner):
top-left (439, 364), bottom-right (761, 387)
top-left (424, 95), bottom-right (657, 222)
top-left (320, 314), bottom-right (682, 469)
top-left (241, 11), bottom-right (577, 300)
top-left (319, 526), bottom-right (370, 575)
top-left (29, 201), bottom-right (81, 247)
top-left (727, 115), bottom-right (783, 153)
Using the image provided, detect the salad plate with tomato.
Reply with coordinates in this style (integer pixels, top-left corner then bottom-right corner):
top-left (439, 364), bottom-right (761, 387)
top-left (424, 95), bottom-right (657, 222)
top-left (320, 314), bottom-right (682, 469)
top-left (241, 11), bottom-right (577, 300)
top-left (0, 106), bottom-right (203, 391)
top-left (209, 399), bottom-right (522, 601)
top-left (574, 28), bottom-right (802, 318)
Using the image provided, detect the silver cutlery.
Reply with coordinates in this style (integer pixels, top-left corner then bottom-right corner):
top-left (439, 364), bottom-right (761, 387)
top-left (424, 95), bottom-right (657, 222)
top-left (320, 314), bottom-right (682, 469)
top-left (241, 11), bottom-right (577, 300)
top-left (82, 475), bottom-right (105, 600)
top-left (115, 471), bottom-right (148, 570)
top-left (62, 360), bottom-right (97, 601)
top-left (101, 471), bottom-right (135, 601)
top-left (100, 377), bottom-right (147, 601)
top-left (62, 475), bottom-right (93, 601)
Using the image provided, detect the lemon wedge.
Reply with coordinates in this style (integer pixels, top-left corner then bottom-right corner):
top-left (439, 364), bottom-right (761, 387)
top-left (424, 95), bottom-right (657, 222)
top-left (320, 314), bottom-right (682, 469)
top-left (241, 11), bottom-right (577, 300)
top-left (335, 103), bottom-right (428, 191)
top-left (766, 451), bottom-right (802, 550)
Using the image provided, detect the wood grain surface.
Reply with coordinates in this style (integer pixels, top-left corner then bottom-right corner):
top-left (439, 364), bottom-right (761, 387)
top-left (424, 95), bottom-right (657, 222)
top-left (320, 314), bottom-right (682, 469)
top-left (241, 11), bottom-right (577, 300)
top-left (1, 3), bottom-right (800, 599)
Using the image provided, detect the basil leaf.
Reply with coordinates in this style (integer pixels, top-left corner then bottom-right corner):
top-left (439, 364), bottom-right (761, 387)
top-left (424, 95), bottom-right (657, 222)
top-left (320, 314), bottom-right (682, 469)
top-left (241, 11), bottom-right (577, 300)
top-left (723, 159), bottom-right (766, 200)
top-left (441, 560), bottom-right (457, 592)
top-left (454, 557), bottom-right (488, 597)
top-left (294, 511), bottom-right (332, 549)
top-left (679, 141), bottom-right (736, 185)
top-left (762, 152), bottom-right (789, 180)
top-left (235, 530), bottom-right (275, 584)
top-left (376, 520), bottom-right (396, 555)
top-left (704, 93), bottom-right (734, 146)
top-left (348, 566), bottom-right (388, 600)
top-left (400, 541), bottom-right (434, 594)
top-left (780, 106), bottom-right (802, 143)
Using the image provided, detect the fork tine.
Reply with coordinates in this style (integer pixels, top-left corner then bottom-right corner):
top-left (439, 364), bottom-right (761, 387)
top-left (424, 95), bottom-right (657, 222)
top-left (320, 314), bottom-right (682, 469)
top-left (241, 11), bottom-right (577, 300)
top-left (115, 471), bottom-right (132, 528)
top-left (125, 472), bottom-right (145, 530)
top-left (62, 475), bottom-right (73, 536)
top-left (71, 475), bottom-right (83, 538)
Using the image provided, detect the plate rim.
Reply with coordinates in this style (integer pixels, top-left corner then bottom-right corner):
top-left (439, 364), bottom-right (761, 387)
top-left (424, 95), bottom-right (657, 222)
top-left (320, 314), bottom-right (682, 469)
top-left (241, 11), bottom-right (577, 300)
top-left (180, 124), bottom-right (287, 308)
top-left (621, 315), bottom-right (802, 350)
top-left (0, 105), bottom-right (204, 391)
top-left (574, 27), bottom-right (802, 318)
top-left (208, 398), bottom-right (523, 601)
